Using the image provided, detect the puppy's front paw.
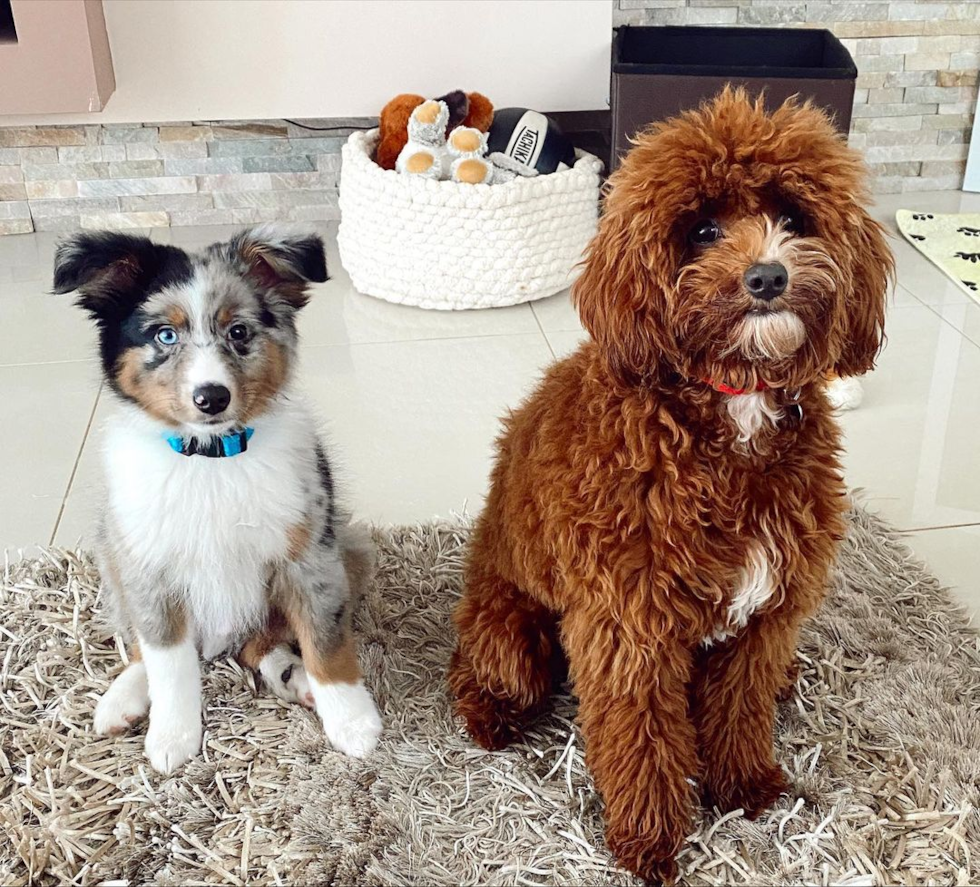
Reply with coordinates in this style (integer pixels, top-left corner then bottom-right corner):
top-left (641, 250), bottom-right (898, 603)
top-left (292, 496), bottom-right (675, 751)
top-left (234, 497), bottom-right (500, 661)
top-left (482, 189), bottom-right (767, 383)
top-left (145, 712), bottom-right (202, 774)
top-left (312, 680), bottom-right (382, 758)
top-left (94, 663), bottom-right (149, 735)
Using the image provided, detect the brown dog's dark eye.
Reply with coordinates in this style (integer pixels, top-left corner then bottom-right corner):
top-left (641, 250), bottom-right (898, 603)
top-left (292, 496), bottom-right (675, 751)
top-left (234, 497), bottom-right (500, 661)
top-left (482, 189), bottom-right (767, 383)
top-left (228, 323), bottom-right (249, 342)
top-left (689, 219), bottom-right (722, 246)
top-left (778, 210), bottom-right (806, 236)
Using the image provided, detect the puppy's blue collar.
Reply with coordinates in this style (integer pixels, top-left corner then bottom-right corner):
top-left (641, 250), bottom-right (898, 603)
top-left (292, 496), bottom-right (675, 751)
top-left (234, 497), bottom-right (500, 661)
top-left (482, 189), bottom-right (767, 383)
top-left (166, 427), bottom-right (254, 458)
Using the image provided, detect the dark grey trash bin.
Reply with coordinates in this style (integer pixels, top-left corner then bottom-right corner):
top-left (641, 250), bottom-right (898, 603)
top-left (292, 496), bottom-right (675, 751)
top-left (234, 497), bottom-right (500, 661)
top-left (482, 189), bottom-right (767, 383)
top-left (611, 25), bottom-right (858, 169)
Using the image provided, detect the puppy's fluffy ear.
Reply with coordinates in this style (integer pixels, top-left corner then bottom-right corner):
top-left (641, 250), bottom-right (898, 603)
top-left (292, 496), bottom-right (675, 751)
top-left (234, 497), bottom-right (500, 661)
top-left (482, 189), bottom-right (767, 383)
top-left (53, 231), bottom-right (183, 323)
top-left (227, 225), bottom-right (328, 309)
top-left (573, 204), bottom-right (679, 386)
top-left (833, 214), bottom-right (893, 377)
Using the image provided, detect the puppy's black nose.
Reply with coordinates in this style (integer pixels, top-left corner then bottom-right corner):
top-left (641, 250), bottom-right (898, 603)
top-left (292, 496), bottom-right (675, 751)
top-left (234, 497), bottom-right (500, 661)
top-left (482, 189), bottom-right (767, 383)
top-left (193, 384), bottom-right (231, 415)
top-left (744, 262), bottom-right (788, 301)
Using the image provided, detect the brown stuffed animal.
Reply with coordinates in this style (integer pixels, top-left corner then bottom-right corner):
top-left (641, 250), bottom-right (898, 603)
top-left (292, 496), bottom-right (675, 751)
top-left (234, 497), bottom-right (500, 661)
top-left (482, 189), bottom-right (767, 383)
top-left (375, 90), bottom-right (494, 170)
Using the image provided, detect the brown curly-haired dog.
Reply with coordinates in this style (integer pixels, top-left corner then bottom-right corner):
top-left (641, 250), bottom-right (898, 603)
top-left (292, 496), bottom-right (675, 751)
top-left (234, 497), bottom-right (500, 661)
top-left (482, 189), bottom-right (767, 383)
top-left (448, 88), bottom-right (893, 884)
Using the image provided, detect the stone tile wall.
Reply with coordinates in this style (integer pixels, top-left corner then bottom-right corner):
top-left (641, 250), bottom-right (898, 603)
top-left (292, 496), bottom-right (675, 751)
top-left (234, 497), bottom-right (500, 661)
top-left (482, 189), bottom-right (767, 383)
top-left (0, 120), bottom-right (370, 235)
top-left (615, 0), bottom-right (979, 193)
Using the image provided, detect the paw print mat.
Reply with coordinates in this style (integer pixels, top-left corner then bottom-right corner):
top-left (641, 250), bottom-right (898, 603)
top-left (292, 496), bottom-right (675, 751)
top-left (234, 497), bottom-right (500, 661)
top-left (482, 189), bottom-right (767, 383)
top-left (896, 209), bottom-right (980, 305)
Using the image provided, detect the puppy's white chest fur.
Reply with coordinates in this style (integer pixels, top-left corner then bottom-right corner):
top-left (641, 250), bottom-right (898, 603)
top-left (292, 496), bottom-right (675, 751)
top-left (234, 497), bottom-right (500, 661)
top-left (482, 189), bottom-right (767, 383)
top-left (103, 400), bottom-right (318, 656)
top-left (704, 541), bottom-right (777, 646)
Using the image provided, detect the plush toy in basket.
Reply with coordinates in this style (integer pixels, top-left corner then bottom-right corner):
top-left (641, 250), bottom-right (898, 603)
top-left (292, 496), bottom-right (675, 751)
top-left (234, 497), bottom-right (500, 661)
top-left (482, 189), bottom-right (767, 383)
top-left (375, 90), bottom-right (493, 170)
top-left (376, 89), bottom-right (577, 186)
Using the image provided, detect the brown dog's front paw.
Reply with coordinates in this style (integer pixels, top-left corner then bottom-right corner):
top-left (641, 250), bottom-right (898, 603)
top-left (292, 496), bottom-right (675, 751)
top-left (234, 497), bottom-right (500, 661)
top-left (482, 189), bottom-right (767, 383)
top-left (703, 763), bottom-right (789, 819)
top-left (607, 828), bottom-right (682, 885)
top-left (448, 649), bottom-right (524, 751)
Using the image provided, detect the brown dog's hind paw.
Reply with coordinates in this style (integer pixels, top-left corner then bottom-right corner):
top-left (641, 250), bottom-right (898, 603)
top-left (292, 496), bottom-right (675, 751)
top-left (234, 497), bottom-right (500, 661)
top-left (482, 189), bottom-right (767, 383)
top-left (703, 763), bottom-right (789, 819)
top-left (776, 659), bottom-right (801, 702)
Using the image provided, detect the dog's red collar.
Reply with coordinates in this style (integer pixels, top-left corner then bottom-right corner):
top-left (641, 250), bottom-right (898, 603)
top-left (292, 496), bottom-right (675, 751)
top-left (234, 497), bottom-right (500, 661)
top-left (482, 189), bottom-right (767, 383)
top-left (702, 379), bottom-right (768, 396)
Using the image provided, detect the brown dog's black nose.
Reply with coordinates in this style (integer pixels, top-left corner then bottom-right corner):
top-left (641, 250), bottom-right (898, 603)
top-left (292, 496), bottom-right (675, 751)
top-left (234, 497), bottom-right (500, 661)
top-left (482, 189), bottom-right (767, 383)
top-left (193, 384), bottom-right (231, 415)
top-left (744, 262), bottom-right (788, 301)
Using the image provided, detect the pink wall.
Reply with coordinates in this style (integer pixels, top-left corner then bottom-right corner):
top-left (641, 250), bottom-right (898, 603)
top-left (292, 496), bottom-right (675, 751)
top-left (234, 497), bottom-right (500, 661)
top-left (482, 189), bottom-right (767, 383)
top-left (0, 0), bottom-right (609, 125)
top-left (0, 0), bottom-right (114, 115)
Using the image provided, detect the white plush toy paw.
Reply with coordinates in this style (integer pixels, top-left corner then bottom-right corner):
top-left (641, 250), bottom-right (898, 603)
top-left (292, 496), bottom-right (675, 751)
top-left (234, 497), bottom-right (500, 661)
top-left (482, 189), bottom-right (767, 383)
top-left (407, 99), bottom-right (449, 144)
top-left (447, 126), bottom-right (487, 158)
top-left (447, 126), bottom-right (494, 184)
top-left (396, 145), bottom-right (449, 179)
top-left (396, 100), bottom-right (450, 180)
top-left (451, 156), bottom-right (494, 184)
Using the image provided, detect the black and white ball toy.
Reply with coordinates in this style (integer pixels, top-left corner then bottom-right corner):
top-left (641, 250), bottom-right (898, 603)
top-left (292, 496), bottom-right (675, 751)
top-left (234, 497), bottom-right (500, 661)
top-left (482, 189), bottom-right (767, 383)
top-left (487, 108), bottom-right (576, 176)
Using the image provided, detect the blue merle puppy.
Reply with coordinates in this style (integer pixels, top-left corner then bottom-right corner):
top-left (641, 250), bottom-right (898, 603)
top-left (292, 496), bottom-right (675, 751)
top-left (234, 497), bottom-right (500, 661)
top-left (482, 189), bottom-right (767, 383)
top-left (54, 225), bottom-right (381, 773)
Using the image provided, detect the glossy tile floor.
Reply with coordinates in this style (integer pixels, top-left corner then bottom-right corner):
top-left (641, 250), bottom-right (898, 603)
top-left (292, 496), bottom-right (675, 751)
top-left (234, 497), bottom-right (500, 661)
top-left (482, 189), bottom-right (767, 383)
top-left (2, 191), bottom-right (978, 625)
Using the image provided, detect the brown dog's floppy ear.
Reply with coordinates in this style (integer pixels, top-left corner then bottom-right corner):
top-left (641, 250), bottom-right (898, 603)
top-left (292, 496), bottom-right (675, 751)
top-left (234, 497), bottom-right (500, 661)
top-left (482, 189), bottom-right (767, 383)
top-left (53, 231), bottom-right (188, 323)
top-left (227, 225), bottom-right (328, 309)
top-left (573, 204), bottom-right (678, 387)
top-left (833, 213), bottom-right (893, 377)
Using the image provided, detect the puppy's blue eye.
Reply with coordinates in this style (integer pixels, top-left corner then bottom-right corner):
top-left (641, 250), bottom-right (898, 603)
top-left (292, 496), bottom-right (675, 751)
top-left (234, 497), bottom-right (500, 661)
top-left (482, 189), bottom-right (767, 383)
top-left (689, 219), bottom-right (722, 246)
top-left (156, 326), bottom-right (179, 346)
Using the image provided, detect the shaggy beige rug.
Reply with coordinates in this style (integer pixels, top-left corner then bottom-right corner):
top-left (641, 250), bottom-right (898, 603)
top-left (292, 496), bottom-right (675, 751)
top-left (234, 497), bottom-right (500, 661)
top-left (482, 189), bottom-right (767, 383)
top-left (1, 510), bottom-right (978, 886)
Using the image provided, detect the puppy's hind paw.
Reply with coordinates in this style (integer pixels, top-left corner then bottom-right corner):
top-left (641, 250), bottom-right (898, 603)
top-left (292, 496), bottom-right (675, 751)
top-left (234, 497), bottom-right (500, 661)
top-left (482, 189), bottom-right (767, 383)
top-left (824, 374), bottom-right (864, 412)
top-left (259, 647), bottom-right (315, 709)
top-left (311, 680), bottom-right (382, 758)
top-left (94, 662), bottom-right (149, 736)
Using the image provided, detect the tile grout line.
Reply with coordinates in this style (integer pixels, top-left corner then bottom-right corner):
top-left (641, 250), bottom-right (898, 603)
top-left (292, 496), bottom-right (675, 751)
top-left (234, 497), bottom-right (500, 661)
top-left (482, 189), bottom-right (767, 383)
top-left (529, 303), bottom-right (557, 360)
top-left (301, 328), bottom-right (554, 351)
top-left (0, 357), bottom-right (98, 370)
top-left (894, 281), bottom-right (929, 311)
top-left (49, 381), bottom-right (102, 547)
top-left (926, 302), bottom-right (980, 350)
top-left (901, 522), bottom-right (980, 534)
top-left (905, 278), bottom-right (980, 348)
top-left (893, 282), bottom-right (980, 350)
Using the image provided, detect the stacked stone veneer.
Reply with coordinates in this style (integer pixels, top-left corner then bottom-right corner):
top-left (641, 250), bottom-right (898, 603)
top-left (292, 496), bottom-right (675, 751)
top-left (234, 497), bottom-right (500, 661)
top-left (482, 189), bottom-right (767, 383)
top-left (0, 120), bottom-right (372, 235)
top-left (615, 0), bottom-right (980, 194)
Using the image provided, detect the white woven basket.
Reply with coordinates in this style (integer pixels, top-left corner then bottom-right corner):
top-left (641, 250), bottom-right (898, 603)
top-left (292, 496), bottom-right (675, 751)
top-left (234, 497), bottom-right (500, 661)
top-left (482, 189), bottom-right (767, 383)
top-left (337, 129), bottom-right (602, 310)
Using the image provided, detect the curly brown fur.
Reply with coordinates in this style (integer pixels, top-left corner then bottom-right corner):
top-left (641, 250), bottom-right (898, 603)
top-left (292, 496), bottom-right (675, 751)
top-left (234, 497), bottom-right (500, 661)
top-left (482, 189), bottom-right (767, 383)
top-left (449, 89), bottom-right (893, 884)
top-left (461, 91), bottom-right (494, 132)
top-left (375, 93), bottom-right (425, 170)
